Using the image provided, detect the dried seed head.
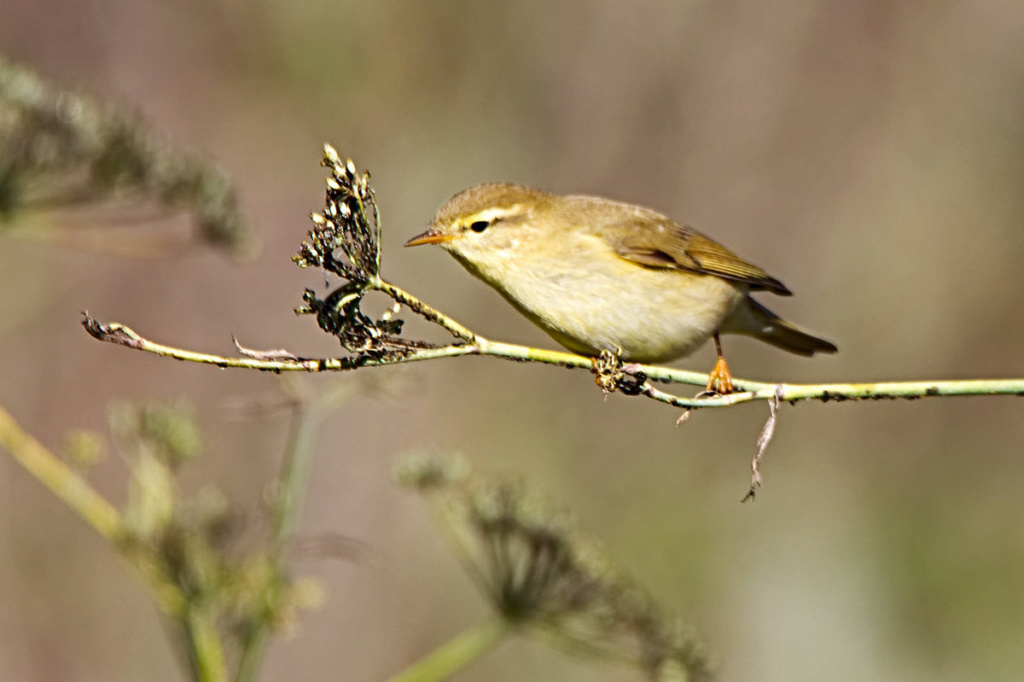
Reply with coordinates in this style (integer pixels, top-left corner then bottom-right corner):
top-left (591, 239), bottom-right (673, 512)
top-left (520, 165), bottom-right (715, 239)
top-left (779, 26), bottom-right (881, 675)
top-left (400, 457), bottom-right (711, 681)
top-left (294, 147), bottom-right (409, 356)
top-left (0, 55), bottom-right (254, 258)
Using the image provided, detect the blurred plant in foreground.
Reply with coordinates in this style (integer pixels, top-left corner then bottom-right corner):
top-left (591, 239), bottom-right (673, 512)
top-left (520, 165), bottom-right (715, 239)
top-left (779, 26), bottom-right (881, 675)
top-left (393, 456), bottom-right (711, 682)
top-left (3, 353), bottom-right (713, 682)
top-left (109, 402), bottom-right (323, 680)
top-left (0, 53), bottom-right (255, 259)
top-left (0, 398), bottom-right (326, 682)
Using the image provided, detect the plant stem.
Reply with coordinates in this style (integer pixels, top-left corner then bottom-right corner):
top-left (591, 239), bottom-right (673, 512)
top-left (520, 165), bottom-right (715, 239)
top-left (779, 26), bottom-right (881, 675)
top-left (183, 607), bottom-right (230, 682)
top-left (369, 277), bottom-right (477, 343)
top-left (235, 397), bottom-right (323, 682)
top-left (0, 404), bottom-right (121, 538)
top-left (81, 311), bottom-right (1024, 407)
top-left (270, 399), bottom-right (323, 548)
top-left (385, 619), bottom-right (511, 682)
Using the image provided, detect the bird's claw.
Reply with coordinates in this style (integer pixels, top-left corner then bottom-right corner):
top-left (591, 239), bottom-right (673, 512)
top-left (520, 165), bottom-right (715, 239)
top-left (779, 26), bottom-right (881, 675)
top-left (705, 356), bottom-right (734, 395)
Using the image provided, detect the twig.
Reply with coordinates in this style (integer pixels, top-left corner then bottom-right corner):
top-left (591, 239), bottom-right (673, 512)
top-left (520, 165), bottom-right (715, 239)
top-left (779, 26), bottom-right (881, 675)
top-left (741, 385), bottom-right (783, 502)
top-left (369, 277), bottom-right (477, 344)
top-left (82, 301), bottom-right (1024, 408)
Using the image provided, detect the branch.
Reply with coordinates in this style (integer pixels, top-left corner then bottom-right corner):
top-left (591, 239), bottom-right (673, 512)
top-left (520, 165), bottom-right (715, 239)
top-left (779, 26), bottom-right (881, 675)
top-left (82, 302), bottom-right (1024, 409)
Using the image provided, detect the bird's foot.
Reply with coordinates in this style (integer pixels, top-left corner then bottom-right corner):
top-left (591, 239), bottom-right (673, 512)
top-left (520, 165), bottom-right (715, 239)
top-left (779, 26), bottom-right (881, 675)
top-left (705, 356), bottom-right (735, 395)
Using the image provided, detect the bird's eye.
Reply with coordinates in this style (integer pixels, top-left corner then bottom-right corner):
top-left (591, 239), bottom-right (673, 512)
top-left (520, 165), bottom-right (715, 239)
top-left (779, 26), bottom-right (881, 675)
top-left (469, 220), bottom-right (489, 233)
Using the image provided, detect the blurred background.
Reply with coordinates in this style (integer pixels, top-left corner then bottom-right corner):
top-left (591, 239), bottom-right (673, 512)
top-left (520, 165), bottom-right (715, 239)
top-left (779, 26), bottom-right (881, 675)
top-left (2, 1), bottom-right (1024, 680)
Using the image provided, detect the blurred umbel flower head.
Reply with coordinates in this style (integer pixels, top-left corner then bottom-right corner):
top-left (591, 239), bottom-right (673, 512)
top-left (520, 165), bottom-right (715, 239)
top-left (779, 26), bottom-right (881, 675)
top-left (106, 402), bottom-right (320, 647)
top-left (0, 53), bottom-right (255, 259)
top-left (398, 456), bottom-right (712, 682)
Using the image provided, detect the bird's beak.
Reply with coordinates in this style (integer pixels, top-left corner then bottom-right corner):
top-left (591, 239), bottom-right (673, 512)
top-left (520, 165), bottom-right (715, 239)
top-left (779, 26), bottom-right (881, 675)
top-left (404, 228), bottom-right (455, 247)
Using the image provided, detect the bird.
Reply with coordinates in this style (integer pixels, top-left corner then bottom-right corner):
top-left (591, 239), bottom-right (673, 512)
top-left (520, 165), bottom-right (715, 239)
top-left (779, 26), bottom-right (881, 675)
top-left (405, 183), bottom-right (836, 392)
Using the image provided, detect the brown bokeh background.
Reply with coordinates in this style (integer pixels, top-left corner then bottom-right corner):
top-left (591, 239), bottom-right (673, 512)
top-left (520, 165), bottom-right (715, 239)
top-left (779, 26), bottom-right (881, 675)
top-left (3, 2), bottom-right (1024, 680)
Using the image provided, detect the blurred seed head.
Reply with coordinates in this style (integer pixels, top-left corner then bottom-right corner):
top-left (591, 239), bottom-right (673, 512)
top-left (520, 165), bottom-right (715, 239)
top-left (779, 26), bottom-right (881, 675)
top-left (109, 400), bottom-right (203, 469)
top-left (101, 400), bottom-right (320, 645)
top-left (63, 428), bottom-right (107, 469)
top-left (399, 455), bottom-right (712, 681)
top-left (0, 53), bottom-right (255, 259)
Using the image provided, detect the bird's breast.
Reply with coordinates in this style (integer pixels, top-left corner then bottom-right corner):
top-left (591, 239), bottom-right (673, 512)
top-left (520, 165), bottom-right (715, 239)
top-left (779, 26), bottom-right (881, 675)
top-left (454, 237), bottom-right (744, 363)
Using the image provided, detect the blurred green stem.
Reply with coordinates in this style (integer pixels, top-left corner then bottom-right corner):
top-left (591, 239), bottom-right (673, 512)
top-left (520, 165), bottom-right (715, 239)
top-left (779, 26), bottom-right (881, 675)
top-left (235, 394), bottom-right (323, 682)
top-left (0, 404), bottom-right (121, 537)
top-left (183, 607), bottom-right (230, 682)
top-left (271, 396), bottom-right (322, 548)
top-left (385, 619), bottom-right (511, 682)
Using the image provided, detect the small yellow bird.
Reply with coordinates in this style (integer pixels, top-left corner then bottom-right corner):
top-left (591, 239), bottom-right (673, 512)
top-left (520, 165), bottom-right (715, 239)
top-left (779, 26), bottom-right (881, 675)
top-left (405, 183), bottom-right (836, 392)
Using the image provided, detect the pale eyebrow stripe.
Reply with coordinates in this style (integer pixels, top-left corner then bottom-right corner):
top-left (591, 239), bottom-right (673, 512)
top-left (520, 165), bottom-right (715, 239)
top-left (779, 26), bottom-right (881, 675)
top-left (465, 205), bottom-right (523, 225)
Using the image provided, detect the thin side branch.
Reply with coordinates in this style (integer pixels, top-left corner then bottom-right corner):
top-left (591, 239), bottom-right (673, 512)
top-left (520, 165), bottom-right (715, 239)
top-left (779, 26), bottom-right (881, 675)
top-left (741, 385), bottom-right (783, 503)
top-left (369, 276), bottom-right (477, 344)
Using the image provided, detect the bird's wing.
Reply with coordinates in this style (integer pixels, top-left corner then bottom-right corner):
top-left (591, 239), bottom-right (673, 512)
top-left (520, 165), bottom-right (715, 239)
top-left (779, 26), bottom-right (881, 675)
top-left (601, 214), bottom-right (792, 295)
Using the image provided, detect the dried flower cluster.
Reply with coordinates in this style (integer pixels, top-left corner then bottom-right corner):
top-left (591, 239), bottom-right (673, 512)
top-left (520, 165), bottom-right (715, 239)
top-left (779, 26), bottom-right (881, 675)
top-left (399, 457), bottom-right (712, 681)
top-left (293, 146), bottom-right (381, 283)
top-left (0, 54), bottom-right (252, 257)
top-left (294, 146), bottom-right (416, 356)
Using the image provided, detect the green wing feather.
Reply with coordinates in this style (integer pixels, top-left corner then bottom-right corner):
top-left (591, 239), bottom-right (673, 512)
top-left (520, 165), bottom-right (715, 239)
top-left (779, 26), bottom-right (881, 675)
top-left (606, 219), bottom-right (791, 295)
top-left (558, 194), bottom-right (792, 295)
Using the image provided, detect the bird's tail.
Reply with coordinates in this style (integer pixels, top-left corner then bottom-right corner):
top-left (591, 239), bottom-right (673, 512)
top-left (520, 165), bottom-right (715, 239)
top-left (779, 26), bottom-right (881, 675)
top-left (725, 296), bottom-right (838, 356)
